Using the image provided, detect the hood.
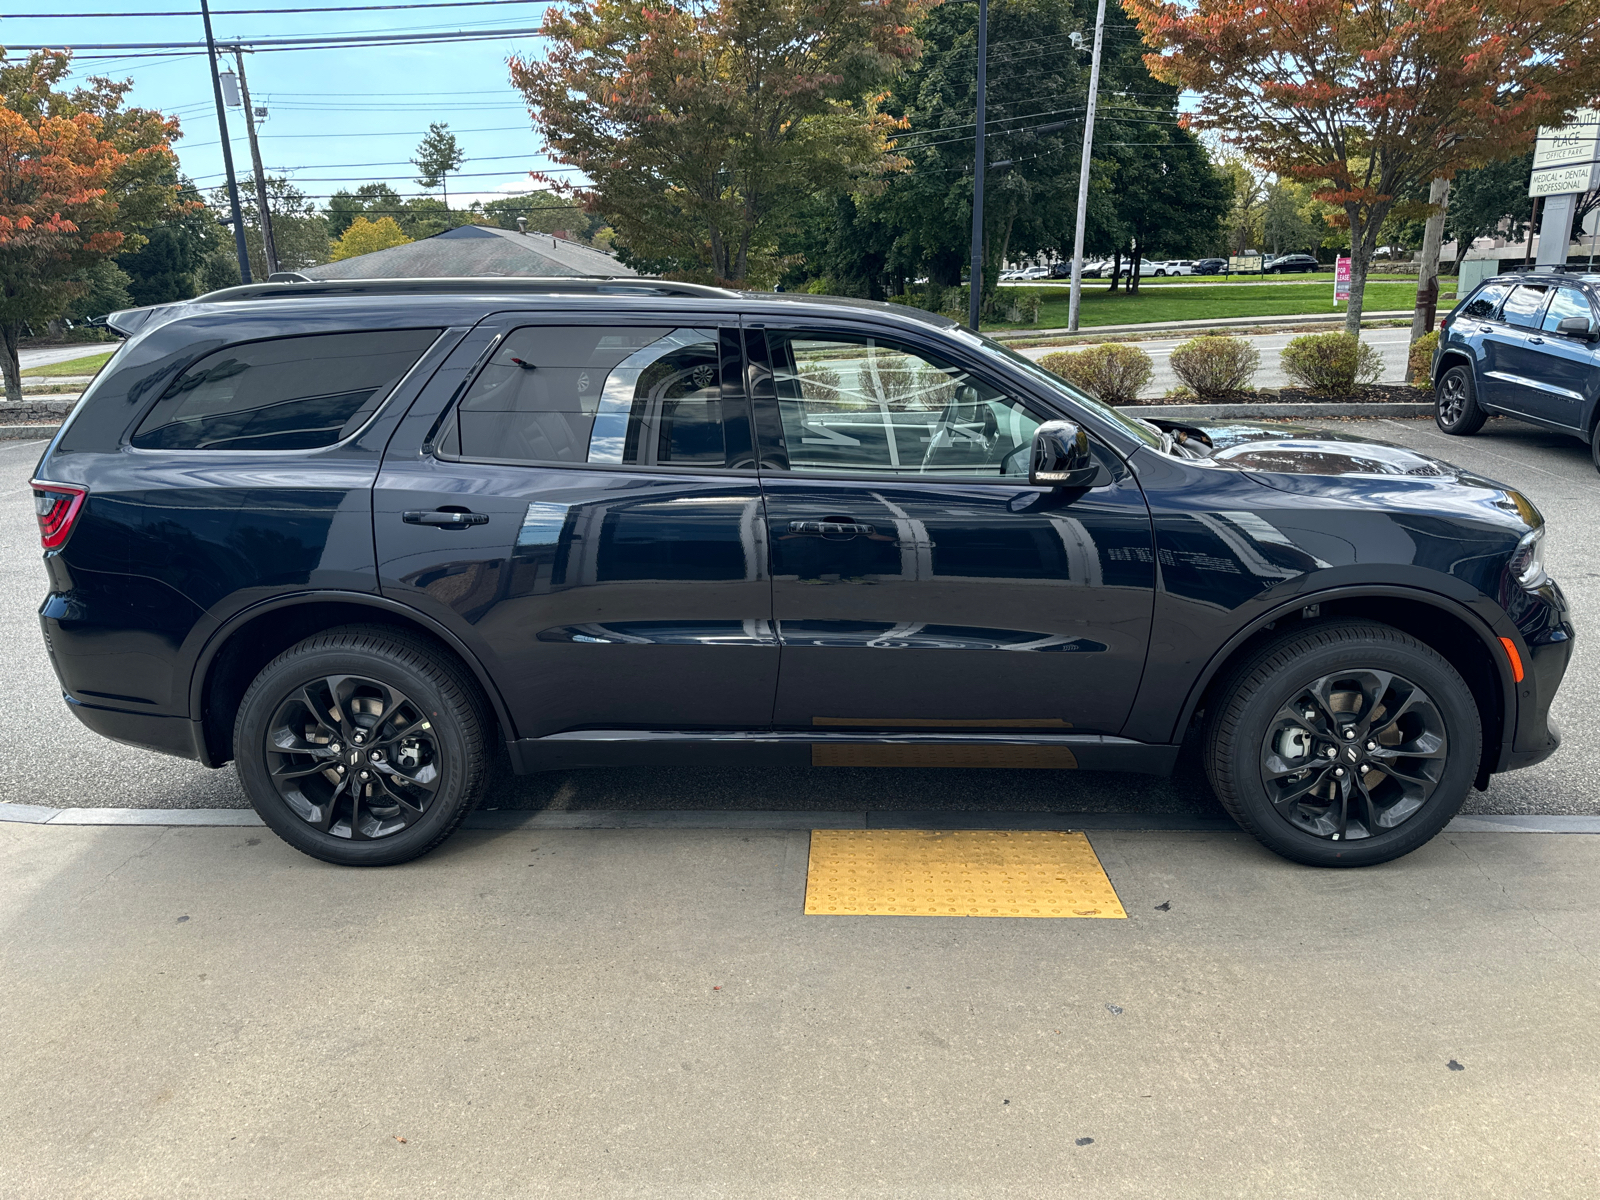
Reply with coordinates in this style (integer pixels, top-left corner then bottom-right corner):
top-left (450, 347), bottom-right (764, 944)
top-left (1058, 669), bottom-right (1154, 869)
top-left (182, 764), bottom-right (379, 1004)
top-left (1160, 419), bottom-right (1464, 480)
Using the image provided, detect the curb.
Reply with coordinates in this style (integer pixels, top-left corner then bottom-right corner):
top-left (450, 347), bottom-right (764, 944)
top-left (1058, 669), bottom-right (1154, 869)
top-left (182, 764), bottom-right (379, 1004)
top-left (3, 803), bottom-right (1597, 834)
top-left (1118, 402), bottom-right (1433, 420)
top-left (993, 309), bottom-right (1414, 342)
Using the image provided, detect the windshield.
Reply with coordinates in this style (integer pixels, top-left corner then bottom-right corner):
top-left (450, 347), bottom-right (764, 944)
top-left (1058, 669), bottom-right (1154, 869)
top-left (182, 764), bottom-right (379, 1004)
top-left (948, 327), bottom-right (1166, 450)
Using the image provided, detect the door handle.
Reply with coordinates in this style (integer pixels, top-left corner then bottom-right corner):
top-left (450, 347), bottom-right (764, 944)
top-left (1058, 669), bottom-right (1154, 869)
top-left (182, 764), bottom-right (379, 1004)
top-left (1479, 325), bottom-right (1494, 332)
top-left (787, 519), bottom-right (876, 537)
top-left (404, 509), bottom-right (490, 527)
top-left (1528, 336), bottom-right (1545, 344)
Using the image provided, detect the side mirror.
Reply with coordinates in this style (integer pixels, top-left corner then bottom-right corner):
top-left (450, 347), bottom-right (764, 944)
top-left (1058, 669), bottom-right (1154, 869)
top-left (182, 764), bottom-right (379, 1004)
top-left (1029, 420), bottom-right (1098, 488)
top-left (1556, 315), bottom-right (1598, 341)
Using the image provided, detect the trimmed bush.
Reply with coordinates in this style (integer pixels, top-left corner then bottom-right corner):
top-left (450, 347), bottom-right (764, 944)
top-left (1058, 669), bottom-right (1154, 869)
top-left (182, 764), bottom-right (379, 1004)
top-left (1280, 331), bottom-right (1385, 395)
top-left (1001, 292), bottom-right (1041, 324)
top-left (1408, 331), bottom-right (1439, 388)
top-left (1038, 343), bottom-right (1153, 405)
top-left (1168, 334), bottom-right (1260, 398)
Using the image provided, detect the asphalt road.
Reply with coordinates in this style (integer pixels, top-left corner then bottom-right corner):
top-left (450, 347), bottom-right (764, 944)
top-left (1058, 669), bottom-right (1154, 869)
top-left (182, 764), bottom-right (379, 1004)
top-left (0, 415), bottom-right (1592, 817)
top-left (1016, 326), bottom-right (1415, 398)
top-left (2, 819), bottom-right (1597, 1198)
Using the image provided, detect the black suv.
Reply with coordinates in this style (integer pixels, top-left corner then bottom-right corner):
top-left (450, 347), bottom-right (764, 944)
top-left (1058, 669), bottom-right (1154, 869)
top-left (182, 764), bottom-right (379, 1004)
top-left (32, 279), bottom-right (1571, 867)
top-left (1431, 269), bottom-right (1600, 469)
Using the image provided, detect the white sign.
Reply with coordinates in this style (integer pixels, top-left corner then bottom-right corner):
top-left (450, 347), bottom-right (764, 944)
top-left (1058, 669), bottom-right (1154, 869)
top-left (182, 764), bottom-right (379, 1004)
top-left (1532, 109), bottom-right (1600, 170)
top-left (1529, 161), bottom-right (1600, 198)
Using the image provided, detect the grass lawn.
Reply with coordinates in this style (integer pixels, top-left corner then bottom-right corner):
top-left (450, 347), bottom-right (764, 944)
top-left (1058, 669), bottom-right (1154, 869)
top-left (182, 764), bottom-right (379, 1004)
top-left (21, 350), bottom-right (115, 378)
top-left (988, 280), bottom-right (1433, 331)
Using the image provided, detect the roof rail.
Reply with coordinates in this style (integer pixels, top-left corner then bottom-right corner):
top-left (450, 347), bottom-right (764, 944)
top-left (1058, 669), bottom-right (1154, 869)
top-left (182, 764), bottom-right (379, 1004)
top-left (191, 276), bottom-right (739, 303)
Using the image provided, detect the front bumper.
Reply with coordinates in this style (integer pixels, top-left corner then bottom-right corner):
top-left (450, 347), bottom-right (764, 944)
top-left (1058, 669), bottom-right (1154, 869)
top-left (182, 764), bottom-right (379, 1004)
top-left (1498, 578), bottom-right (1572, 773)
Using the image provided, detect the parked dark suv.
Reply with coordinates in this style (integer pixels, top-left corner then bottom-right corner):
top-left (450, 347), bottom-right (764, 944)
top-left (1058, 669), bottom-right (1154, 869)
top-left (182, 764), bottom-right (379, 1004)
top-left (32, 279), bottom-right (1570, 867)
top-left (1432, 269), bottom-right (1600, 469)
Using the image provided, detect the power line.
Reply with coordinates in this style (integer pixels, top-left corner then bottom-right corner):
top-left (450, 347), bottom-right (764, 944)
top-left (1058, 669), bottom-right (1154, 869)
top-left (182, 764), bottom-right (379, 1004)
top-left (9, 0), bottom-right (551, 16)
top-left (4, 26), bottom-right (543, 51)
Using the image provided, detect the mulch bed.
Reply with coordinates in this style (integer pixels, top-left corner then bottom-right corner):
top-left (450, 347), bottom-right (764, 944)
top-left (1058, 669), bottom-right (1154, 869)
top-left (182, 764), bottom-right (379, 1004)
top-left (1130, 383), bottom-right (1434, 406)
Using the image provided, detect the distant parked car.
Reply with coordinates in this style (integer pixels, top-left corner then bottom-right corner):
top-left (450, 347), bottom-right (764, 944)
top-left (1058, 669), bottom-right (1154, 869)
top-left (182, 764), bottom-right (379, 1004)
top-left (1193, 258), bottom-right (1227, 275)
top-left (1080, 259), bottom-right (1110, 278)
top-left (1021, 265), bottom-right (1052, 280)
top-left (999, 269), bottom-right (1024, 281)
top-left (1264, 254), bottom-right (1320, 274)
top-left (1113, 259), bottom-right (1158, 280)
top-left (1151, 260), bottom-right (1194, 276)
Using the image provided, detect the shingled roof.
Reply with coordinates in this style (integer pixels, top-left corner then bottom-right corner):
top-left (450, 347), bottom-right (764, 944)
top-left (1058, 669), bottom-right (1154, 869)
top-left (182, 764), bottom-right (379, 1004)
top-left (305, 223), bottom-right (635, 279)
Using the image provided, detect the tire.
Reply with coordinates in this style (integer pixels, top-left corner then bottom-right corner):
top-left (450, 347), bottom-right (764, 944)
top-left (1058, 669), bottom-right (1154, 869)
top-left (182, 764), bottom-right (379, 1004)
top-left (1435, 363), bottom-right (1488, 435)
top-left (1590, 421), bottom-right (1600, 475)
top-left (1203, 621), bottom-right (1481, 867)
top-left (234, 625), bottom-right (491, 866)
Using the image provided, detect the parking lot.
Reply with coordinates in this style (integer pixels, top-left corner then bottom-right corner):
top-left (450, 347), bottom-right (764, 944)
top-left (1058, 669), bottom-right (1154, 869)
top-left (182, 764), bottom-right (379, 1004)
top-left (3, 416), bottom-right (1598, 1197)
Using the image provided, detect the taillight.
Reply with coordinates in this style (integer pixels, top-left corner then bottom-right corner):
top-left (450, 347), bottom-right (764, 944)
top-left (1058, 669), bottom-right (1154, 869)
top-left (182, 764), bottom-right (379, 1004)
top-left (31, 482), bottom-right (87, 549)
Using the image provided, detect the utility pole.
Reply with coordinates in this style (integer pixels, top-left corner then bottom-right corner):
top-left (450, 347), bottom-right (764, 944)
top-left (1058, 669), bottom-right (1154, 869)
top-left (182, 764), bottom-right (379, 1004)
top-left (232, 47), bottom-right (279, 276)
top-left (200, 0), bottom-right (251, 283)
top-left (967, 0), bottom-right (988, 332)
top-left (1067, 0), bottom-right (1107, 333)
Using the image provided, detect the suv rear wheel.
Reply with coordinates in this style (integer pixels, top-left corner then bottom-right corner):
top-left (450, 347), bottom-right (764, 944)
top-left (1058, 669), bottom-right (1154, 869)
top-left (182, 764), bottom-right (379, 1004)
top-left (1435, 363), bottom-right (1487, 435)
top-left (234, 625), bottom-right (490, 866)
top-left (1204, 621), bottom-right (1480, 867)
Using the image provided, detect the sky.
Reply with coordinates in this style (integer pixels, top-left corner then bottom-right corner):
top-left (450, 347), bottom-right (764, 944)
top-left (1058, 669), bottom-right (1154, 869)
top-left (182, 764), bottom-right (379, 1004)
top-left (2, 1), bottom-right (566, 212)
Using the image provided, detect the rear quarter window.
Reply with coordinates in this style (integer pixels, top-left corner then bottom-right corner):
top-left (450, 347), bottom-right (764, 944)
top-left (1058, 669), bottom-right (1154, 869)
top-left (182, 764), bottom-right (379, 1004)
top-left (130, 329), bottom-right (440, 451)
top-left (1459, 283), bottom-right (1510, 320)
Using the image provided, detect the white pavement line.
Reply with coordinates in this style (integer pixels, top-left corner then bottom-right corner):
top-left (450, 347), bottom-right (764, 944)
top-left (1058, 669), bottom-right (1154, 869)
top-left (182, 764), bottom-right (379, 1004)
top-left (3, 803), bottom-right (1599, 834)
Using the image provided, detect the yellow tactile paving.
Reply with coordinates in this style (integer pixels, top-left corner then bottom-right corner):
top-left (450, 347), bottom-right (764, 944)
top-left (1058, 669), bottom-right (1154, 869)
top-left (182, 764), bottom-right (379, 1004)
top-left (804, 829), bottom-right (1126, 919)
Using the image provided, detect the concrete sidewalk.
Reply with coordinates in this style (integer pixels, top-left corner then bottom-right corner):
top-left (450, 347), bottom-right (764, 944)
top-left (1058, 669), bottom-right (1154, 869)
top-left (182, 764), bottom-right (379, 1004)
top-left (2, 820), bottom-right (1596, 1198)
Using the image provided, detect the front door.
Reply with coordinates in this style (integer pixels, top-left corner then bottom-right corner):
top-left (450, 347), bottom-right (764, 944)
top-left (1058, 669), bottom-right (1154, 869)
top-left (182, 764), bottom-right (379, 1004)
top-left (748, 326), bottom-right (1157, 736)
top-left (375, 318), bottom-right (776, 739)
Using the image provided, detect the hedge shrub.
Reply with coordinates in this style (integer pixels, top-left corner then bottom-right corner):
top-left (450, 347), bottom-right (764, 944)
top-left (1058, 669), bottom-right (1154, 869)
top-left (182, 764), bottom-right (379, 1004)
top-left (1408, 331), bottom-right (1439, 388)
top-left (1038, 343), bottom-right (1153, 405)
top-left (1168, 335), bottom-right (1260, 398)
top-left (1280, 332), bottom-right (1385, 395)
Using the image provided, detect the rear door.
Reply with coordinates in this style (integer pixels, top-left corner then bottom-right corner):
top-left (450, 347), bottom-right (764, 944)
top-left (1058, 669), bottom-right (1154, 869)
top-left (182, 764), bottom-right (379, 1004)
top-left (748, 322), bottom-right (1157, 736)
top-left (374, 315), bottom-right (776, 739)
top-left (1480, 282), bottom-right (1552, 414)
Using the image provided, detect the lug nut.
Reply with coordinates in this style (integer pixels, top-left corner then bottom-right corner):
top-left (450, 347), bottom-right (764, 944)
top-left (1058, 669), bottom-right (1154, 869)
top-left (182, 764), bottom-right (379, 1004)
top-left (1334, 767), bottom-right (1345, 777)
top-left (1324, 747), bottom-right (1337, 758)
top-left (1366, 741), bottom-right (1377, 751)
top-left (353, 733), bottom-right (365, 745)
top-left (336, 765), bottom-right (345, 774)
top-left (369, 749), bottom-right (384, 762)
top-left (359, 770), bottom-right (369, 780)
top-left (329, 742), bottom-right (341, 753)
top-left (1343, 729), bottom-right (1355, 740)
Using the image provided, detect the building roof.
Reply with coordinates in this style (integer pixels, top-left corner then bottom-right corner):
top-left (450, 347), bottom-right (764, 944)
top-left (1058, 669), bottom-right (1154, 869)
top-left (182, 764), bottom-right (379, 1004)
top-left (305, 223), bottom-right (634, 280)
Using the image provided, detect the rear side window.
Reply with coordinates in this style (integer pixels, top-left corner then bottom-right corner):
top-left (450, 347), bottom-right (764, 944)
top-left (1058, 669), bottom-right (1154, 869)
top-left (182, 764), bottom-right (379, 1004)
top-left (441, 325), bottom-right (738, 468)
top-left (1543, 288), bottom-right (1598, 334)
top-left (1500, 284), bottom-right (1550, 329)
top-left (1460, 283), bottom-right (1510, 320)
top-left (131, 329), bottom-right (439, 451)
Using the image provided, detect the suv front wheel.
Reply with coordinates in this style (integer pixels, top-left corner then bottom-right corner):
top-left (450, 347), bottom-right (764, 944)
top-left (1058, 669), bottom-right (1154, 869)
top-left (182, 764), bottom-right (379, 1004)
top-left (234, 625), bottom-right (491, 866)
top-left (1204, 621), bottom-right (1481, 867)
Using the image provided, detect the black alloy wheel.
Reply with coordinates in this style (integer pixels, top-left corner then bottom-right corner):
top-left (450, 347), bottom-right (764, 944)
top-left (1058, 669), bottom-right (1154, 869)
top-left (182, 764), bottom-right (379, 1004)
top-left (235, 626), bottom-right (490, 866)
top-left (1258, 669), bottom-right (1445, 842)
top-left (264, 675), bottom-right (441, 841)
top-left (1435, 363), bottom-right (1487, 435)
top-left (1204, 621), bottom-right (1480, 867)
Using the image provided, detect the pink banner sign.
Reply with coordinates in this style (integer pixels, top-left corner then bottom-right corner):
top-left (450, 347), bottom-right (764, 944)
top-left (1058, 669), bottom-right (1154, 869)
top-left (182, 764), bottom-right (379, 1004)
top-left (1334, 257), bottom-right (1352, 302)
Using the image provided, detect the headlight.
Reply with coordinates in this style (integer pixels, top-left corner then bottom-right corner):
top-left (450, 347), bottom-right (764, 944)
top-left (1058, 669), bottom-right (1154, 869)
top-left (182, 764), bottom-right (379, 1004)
top-left (1508, 527), bottom-right (1547, 589)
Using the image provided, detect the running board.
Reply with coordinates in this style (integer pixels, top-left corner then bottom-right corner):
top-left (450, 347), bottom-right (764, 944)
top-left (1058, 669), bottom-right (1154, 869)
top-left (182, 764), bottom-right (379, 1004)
top-left (507, 731), bottom-right (1181, 775)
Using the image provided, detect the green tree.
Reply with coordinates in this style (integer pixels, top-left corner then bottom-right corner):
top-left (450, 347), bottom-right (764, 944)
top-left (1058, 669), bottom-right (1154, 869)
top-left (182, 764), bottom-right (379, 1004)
top-left (511, 0), bottom-right (928, 285)
top-left (1443, 153), bottom-right (1534, 272)
top-left (329, 215), bottom-right (413, 261)
top-left (117, 176), bottom-right (216, 304)
top-left (326, 183), bottom-right (404, 239)
top-left (210, 175), bottom-right (329, 278)
top-left (1261, 178), bottom-right (1322, 257)
top-left (412, 122), bottom-right (466, 207)
top-left (1105, 111), bottom-right (1230, 293)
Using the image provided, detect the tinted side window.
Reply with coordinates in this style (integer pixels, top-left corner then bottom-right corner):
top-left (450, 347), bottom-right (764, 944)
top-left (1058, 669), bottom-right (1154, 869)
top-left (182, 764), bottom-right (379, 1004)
top-left (1543, 288), bottom-right (1598, 334)
top-left (1501, 284), bottom-right (1550, 329)
top-left (765, 332), bottom-right (1043, 477)
top-left (132, 329), bottom-right (439, 451)
top-left (447, 326), bottom-right (740, 468)
top-left (1460, 283), bottom-right (1510, 320)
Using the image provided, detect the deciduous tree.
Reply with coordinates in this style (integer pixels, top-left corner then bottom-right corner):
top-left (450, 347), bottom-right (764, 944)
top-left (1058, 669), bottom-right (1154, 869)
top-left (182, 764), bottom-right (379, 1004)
top-left (329, 215), bottom-right (413, 261)
top-left (1124, 0), bottom-right (1600, 333)
top-left (0, 50), bottom-right (185, 400)
top-left (511, 0), bottom-right (929, 285)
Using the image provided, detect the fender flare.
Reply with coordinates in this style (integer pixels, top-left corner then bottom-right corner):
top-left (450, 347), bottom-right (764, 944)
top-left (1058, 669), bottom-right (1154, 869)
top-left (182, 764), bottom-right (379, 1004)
top-left (186, 590), bottom-right (519, 759)
top-left (1168, 583), bottom-right (1519, 751)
